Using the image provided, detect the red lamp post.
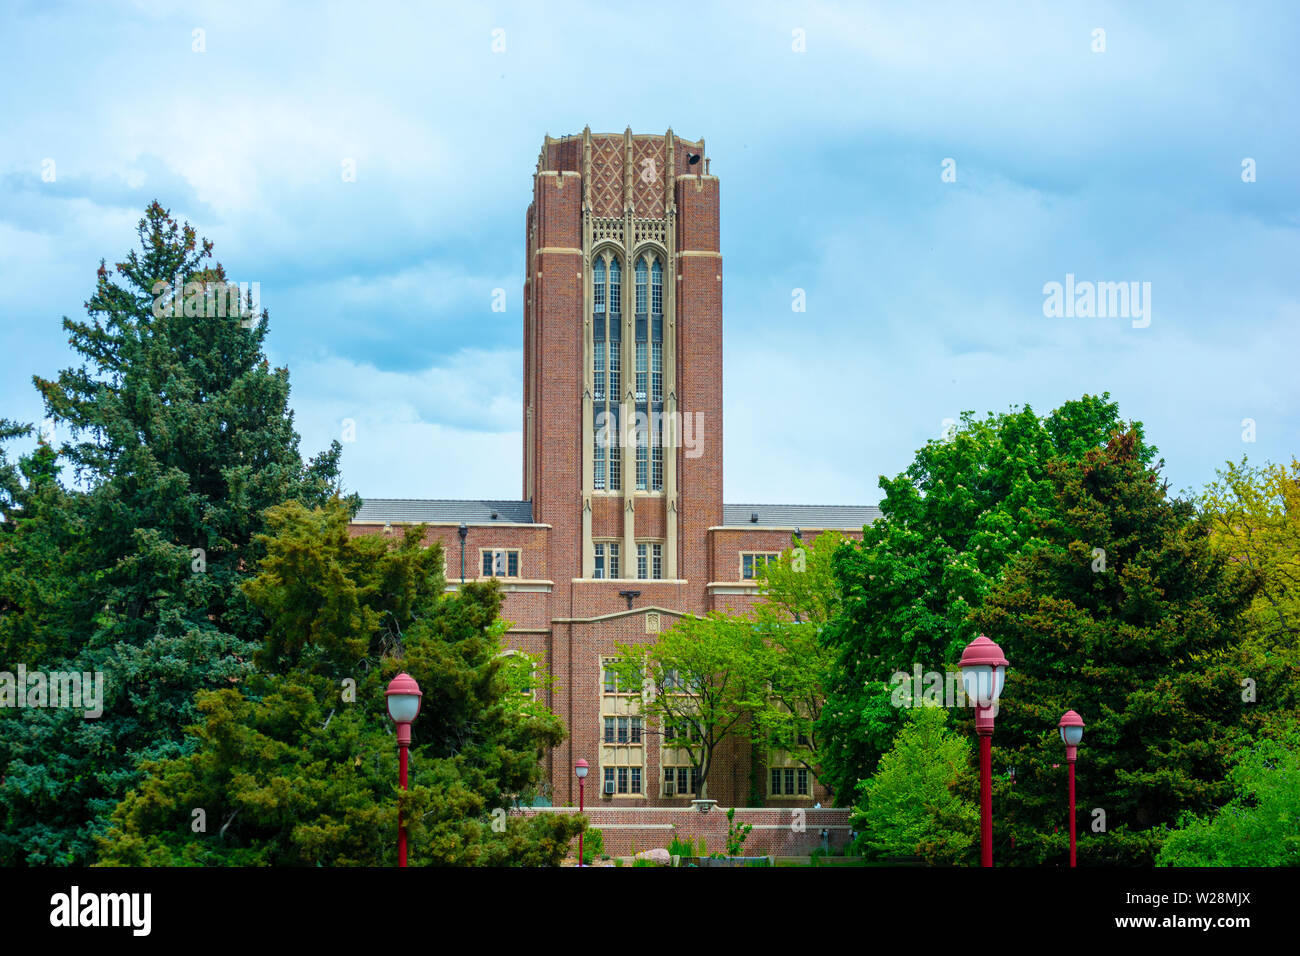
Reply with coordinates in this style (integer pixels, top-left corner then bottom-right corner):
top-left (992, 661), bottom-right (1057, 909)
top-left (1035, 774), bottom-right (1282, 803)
top-left (1058, 710), bottom-right (1085, 868)
top-left (959, 635), bottom-right (1009, 868)
top-left (386, 672), bottom-right (422, 868)
top-left (574, 758), bottom-right (589, 867)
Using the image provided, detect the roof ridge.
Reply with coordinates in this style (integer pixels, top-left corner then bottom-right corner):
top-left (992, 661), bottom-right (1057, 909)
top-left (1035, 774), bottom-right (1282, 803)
top-left (356, 502), bottom-right (527, 509)
top-left (725, 502), bottom-right (880, 509)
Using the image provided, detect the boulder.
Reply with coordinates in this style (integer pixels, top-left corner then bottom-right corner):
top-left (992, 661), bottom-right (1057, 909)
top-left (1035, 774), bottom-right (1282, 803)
top-left (634, 848), bottom-right (672, 865)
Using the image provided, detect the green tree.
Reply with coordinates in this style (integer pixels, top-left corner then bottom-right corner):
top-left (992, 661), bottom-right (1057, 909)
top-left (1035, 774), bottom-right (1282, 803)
top-left (1156, 730), bottom-right (1300, 867)
top-left (0, 427), bottom-right (89, 666)
top-left (819, 394), bottom-right (1152, 802)
top-left (750, 531), bottom-right (847, 799)
top-left (609, 614), bottom-right (767, 798)
top-left (0, 203), bottom-right (346, 865)
top-left (971, 431), bottom-right (1257, 865)
top-left (852, 704), bottom-right (977, 865)
top-left (1197, 457), bottom-right (1300, 738)
top-left (97, 500), bottom-right (582, 865)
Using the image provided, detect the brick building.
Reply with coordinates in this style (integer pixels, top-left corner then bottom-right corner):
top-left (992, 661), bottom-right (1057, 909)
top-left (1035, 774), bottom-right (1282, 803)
top-left (351, 128), bottom-right (879, 810)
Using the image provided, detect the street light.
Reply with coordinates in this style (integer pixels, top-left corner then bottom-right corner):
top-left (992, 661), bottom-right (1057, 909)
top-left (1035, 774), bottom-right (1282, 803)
top-left (959, 634), bottom-right (1009, 867)
top-left (386, 672), bottom-right (422, 867)
top-left (575, 758), bottom-right (589, 867)
top-left (1059, 710), bottom-right (1085, 868)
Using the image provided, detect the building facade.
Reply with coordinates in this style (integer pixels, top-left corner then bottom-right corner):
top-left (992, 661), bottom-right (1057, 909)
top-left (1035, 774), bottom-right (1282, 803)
top-left (351, 129), bottom-right (879, 808)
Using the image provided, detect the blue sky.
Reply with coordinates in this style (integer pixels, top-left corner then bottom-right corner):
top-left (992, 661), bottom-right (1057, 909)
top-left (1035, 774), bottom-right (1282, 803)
top-left (2, 0), bottom-right (1297, 505)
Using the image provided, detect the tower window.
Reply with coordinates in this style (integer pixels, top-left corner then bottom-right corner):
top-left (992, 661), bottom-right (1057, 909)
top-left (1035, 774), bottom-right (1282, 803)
top-left (593, 252), bottom-right (621, 496)
top-left (608, 258), bottom-right (621, 315)
top-left (609, 302), bottom-right (621, 399)
top-left (593, 409), bottom-right (607, 491)
top-left (651, 415), bottom-right (663, 491)
top-left (608, 405), bottom-right (621, 491)
top-left (636, 423), bottom-right (648, 490)
top-left (635, 341), bottom-right (647, 403)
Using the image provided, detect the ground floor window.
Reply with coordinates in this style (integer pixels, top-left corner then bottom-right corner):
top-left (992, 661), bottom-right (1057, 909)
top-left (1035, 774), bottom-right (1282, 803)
top-left (769, 766), bottom-right (809, 796)
top-left (603, 765), bottom-right (642, 795)
top-left (662, 766), bottom-right (699, 797)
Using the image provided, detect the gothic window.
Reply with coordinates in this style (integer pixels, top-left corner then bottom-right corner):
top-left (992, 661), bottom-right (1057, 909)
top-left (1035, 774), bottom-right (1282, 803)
top-left (593, 408), bottom-right (607, 491)
top-left (609, 257), bottom-right (621, 316)
top-left (593, 253), bottom-right (622, 491)
top-left (593, 259), bottom-right (606, 402)
top-left (651, 414), bottom-right (663, 492)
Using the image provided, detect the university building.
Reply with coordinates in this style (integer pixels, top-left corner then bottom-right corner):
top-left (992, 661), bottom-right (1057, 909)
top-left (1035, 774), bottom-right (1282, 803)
top-left (351, 128), bottom-right (879, 808)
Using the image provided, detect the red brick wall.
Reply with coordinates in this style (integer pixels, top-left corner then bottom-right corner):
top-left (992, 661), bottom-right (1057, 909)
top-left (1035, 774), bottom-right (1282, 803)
top-left (675, 174), bottom-right (723, 614)
top-left (521, 806), bottom-right (853, 857)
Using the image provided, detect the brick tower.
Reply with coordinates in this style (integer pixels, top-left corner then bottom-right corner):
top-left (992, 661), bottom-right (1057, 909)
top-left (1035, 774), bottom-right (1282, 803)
top-left (524, 127), bottom-right (721, 617)
top-left (354, 129), bottom-right (876, 810)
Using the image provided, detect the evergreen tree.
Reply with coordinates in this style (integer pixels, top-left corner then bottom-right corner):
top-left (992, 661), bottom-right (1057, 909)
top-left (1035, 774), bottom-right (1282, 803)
top-left (97, 501), bottom-right (581, 866)
top-left (0, 203), bottom-right (346, 864)
top-left (970, 431), bottom-right (1257, 865)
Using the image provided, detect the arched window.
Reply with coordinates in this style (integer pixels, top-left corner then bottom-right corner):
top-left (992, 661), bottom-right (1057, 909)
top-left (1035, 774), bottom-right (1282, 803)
top-left (635, 259), bottom-right (648, 315)
top-left (651, 258), bottom-right (664, 491)
top-left (593, 254), bottom-right (621, 491)
top-left (635, 257), bottom-right (650, 490)
top-left (608, 257), bottom-right (621, 316)
top-left (592, 260), bottom-right (606, 402)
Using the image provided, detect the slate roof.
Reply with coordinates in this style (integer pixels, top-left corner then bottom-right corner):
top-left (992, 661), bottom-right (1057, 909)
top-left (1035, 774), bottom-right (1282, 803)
top-left (353, 499), bottom-right (881, 529)
top-left (354, 499), bottom-right (534, 524)
top-left (721, 503), bottom-right (882, 529)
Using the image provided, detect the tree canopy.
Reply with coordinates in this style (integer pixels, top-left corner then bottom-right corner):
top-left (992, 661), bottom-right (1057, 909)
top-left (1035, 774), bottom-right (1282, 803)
top-left (818, 395), bottom-right (1154, 802)
top-left (97, 500), bottom-right (581, 865)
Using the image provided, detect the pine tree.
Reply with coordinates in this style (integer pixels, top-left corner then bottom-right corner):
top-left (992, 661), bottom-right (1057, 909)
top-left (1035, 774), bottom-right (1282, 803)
top-left (971, 431), bottom-right (1257, 865)
top-left (0, 203), bottom-right (347, 864)
top-left (97, 501), bottom-right (581, 866)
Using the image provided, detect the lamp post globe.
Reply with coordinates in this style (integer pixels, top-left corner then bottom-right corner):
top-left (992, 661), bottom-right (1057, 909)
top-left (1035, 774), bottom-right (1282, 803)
top-left (575, 759), bottom-right (589, 867)
top-left (385, 672), bottom-right (422, 867)
top-left (958, 635), bottom-right (1009, 868)
top-left (1058, 710), bottom-right (1085, 757)
top-left (1058, 709), bottom-right (1085, 868)
top-left (958, 635), bottom-right (1009, 732)
top-left (386, 673), bottom-right (423, 734)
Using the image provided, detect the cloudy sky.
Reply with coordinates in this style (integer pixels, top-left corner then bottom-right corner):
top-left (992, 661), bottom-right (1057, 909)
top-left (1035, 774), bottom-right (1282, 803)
top-left (2, 0), bottom-right (1297, 506)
